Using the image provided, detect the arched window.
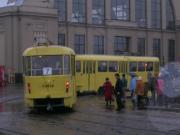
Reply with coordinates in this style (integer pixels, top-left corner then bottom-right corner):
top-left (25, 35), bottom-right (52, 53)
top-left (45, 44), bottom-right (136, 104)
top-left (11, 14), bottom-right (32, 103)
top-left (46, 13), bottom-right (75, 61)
top-left (166, 0), bottom-right (175, 30)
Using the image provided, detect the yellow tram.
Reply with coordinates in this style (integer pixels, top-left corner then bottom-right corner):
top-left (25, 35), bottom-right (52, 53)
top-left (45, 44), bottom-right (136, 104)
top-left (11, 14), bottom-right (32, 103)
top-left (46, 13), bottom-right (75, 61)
top-left (23, 45), bottom-right (76, 109)
top-left (75, 55), bottom-right (159, 93)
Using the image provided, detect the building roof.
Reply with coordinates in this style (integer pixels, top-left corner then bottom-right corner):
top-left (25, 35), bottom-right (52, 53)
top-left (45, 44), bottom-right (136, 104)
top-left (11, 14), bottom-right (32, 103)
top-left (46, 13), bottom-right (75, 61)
top-left (0, 0), bottom-right (24, 8)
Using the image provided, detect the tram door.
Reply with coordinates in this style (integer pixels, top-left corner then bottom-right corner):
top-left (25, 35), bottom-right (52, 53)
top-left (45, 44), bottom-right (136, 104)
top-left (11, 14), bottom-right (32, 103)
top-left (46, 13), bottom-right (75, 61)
top-left (81, 61), bottom-right (89, 91)
top-left (119, 61), bottom-right (128, 74)
top-left (120, 61), bottom-right (130, 96)
top-left (120, 61), bottom-right (129, 84)
top-left (86, 61), bottom-right (96, 91)
top-left (76, 61), bottom-right (89, 93)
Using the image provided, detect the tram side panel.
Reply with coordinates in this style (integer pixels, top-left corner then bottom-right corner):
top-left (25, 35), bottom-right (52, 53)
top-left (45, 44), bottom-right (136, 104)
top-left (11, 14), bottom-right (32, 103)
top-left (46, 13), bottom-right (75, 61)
top-left (75, 56), bottom-right (159, 94)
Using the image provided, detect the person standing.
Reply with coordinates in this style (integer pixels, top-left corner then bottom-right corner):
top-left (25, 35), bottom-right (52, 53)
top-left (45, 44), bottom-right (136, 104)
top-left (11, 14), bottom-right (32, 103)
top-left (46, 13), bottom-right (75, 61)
top-left (103, 78), bottom-right (114, 108)
top-left (156, 76), bottom-right (164, 106)
top-left (136, 76), bottom-right (145, 109)
top-left (114, 73), bottom-right (123, 111)
top-left (121, 74), bottom-right (128, 108)
top-left (130, 74), bottom-right (137, 108)
top-left (148, 73), bottom-right (157, 106)
top-left (122, 74), bottom-right (128, 92)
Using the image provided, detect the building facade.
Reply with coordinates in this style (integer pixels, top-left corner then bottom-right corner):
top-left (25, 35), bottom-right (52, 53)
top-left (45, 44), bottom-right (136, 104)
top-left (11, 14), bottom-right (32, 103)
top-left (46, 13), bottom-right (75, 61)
top-left (55, 0), bottom-right (177, 64)
top-left (0, 0), bottom-right (179, 75)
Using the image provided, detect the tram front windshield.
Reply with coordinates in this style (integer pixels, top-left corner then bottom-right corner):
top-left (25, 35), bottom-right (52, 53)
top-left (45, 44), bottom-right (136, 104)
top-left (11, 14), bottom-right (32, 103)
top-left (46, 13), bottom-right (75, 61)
top-left (23, 55), bottom-right (70, 76)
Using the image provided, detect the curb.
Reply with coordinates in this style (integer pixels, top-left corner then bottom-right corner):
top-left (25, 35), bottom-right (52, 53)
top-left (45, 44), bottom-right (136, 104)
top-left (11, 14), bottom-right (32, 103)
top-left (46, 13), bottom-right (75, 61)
top-left (146, 106), bottom-right (180, 112)
top-left (0, 96), bottom-right (22, 103)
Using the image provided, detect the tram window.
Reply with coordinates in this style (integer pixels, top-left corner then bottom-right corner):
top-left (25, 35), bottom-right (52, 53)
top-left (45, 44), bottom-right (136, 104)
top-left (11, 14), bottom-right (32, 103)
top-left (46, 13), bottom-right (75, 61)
top-left (120, 62), bottom-right (126, 73)
top-left (31, 56), bottom-right (63, 76)
top-left (54, 56), bottom-right (63, 75)
top-left (23, 57), bottom-right (31, 76)
top-left (123, 62), bottom-right (127, 73)
top-left (86, 62), bottom-right (88, 73)
top-left (129, 62), bottom-right (137, 72)
top-left (71, 56), bottom-right (75, 76)
top-left (64, 55), bottom-right (70, 74)
top-left (76, 61), bottom-right (81, 73)
top-left (88, 62), bottom-right (93, 74)
top-left (109, 61), bottom-right (118, 72)
top-left (146, 62), bottom-right (153, 71)
top-left (83, 62), bottom-right (86, 74)
top-left (138, 62), bottom-right (145, 72)
top-left (119, 62), bottom-right (122, 73)
top-left (154, 62), bottom-right (159, 72)
top-left (93, 61), bottom-right (96, 73)
top-left (32, 56), bottom-right (42, 76)
top-left (98, 61), bottom-right (107, 72)
top-left (85, 61), bottom-right (93, 74)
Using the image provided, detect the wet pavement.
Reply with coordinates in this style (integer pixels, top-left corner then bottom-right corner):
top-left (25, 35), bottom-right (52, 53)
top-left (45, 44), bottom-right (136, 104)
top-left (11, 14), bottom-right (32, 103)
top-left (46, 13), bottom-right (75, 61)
top-left (0, 86), bottom-right (180, 134)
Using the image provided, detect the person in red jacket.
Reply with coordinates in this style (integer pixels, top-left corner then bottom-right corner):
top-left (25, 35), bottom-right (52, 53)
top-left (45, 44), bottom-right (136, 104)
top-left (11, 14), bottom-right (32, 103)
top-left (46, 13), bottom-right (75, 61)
top-left (103, 78), bottom-right (114, 108)
top-left (136, 76), bottom-right (145, 109)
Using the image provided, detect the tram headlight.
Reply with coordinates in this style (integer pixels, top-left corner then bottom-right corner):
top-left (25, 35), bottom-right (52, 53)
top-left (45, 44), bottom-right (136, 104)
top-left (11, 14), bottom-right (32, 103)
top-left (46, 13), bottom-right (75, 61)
top-left (27, 83), bottom-right (31, 94)
top-left (66, 81), bottom-right (70, 93)
top-left (145, 63), bottom-right (148, 67)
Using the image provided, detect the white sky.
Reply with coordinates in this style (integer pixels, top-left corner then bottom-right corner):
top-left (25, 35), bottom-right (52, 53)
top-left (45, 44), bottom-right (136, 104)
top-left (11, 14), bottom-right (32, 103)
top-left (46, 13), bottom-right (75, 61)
top-left (0, 0), bottom-right (24, 8)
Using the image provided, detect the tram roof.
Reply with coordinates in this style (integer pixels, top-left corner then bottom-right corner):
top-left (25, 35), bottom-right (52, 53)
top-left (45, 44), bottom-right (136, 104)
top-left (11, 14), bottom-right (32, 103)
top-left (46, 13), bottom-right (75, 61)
top-left (23, 45), bottom-right (75, 56)
top-left (127, 56), bottom-right (159, 62)
top-left (76, 55), bottom-right (159, 62)
top-left (76, 55), bottom-right (126, 61)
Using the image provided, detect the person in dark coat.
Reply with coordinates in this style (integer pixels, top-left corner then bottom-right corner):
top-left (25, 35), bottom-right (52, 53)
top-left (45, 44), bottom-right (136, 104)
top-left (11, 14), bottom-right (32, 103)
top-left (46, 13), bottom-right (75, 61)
top-left (103, 78), bottom-right (113, 108)
top-left (114, 73), bottom-right (123, 111)
top-left (121, 74), bottom-right (128, 108)
top-left (122, 74), bottom-right (128, 93)
top-left (148, 73), bottom-right (157, 106)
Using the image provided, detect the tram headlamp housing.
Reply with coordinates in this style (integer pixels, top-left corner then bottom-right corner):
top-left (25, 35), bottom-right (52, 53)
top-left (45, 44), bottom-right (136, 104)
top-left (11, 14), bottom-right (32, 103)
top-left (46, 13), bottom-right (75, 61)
top-left (27, 83), bottom-right (31, 94)
top-left (66, 81), bottom-right (70, 93)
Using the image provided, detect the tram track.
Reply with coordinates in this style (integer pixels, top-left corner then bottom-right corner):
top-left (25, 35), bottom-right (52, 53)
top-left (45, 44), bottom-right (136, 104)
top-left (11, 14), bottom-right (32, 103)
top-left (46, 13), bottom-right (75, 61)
top-left (76, 108), bottom-right (180, 124)
top-left (26, 111), bottom-right (172, 135)
top-left (0, 95), bottom-right (23, 104)
top-left (26, 114), bottom-right (103, 135)
top-left (0, 112), bottom-right (173, 135)
top-left (0, 94), bottom-right (179, 134)
top-left (20, 96), bottom-right (180, 135)
top-left (0, 108), bottom-right (177, 134)
top-left (0, 127), bottom-right (28, 135)
top-left (64, 113), bottom-right (173, 135)
top-left (77, 96), bottom-right (180, 120)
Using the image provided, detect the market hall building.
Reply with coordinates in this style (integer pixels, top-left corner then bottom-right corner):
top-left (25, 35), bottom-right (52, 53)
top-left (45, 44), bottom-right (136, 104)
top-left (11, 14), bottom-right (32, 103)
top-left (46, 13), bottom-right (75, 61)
top-left (0, 0), bottom-right (180, 79)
